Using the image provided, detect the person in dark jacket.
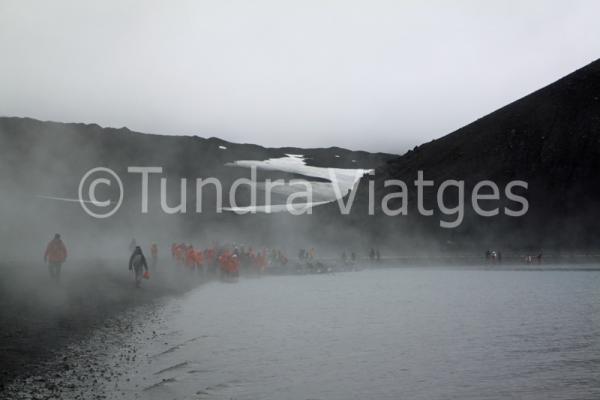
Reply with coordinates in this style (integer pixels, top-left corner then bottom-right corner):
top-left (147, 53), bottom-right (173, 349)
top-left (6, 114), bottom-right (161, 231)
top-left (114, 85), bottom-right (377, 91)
top-left (129, 246), bottom-right (149, 287)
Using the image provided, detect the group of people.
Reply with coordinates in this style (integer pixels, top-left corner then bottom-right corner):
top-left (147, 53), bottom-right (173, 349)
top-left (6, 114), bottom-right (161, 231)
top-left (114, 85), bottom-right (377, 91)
top-left (169, 242), bottom-right (289, 281)
top-left (43, 233), bottom-right (385, 287)
top-left (485, 249), bottom-right (544, 265)
top-left (341, 248), bottom-right (381, 265)
top-left (43, 233), bottom-right (295, 287)
top-left (485, 249), bottom-right (503, 264)
top-left (298, 248), bottom-right (316, 261)
top-left (369, 248), bottom-right (382, 262)
top-left (42, 234), bottom-right (554, 287)
top-left (525, 253), bottom-right (543, 264)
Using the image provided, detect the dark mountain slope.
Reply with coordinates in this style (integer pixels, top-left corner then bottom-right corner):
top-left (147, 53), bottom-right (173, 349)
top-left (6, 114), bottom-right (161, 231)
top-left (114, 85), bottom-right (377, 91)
top-left (321, 59), bottom-right (600, 251)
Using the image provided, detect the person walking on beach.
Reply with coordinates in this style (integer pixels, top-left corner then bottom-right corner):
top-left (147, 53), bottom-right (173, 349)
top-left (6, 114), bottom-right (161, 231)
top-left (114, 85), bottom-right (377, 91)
top-left (44, 233), bottom-right (67, 281)
top-left (129, 246), bottom-right (149, 288)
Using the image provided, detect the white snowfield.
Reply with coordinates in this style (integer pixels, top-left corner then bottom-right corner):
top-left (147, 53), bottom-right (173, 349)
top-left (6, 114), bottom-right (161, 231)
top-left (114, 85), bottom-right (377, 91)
top-left (225, 154), bottom-right (371, 213)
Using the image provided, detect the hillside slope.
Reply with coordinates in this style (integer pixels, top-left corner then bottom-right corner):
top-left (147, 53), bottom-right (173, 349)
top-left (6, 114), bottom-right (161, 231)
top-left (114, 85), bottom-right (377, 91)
top-left (323, 59), bottom-right (600, 251)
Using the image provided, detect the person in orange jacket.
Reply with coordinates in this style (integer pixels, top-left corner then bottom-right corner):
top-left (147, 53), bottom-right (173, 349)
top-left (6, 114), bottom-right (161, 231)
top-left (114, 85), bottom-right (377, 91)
top-left (194, 249), bottom-right (204, 266)
top-left (44, 233), bottom-right (67, 281)
top-left (228, 253), bottom-right (240, 277)
top-left (185, 245), bottom-right (197, 270)
top-left (218, 250), bottom-right (230, 275)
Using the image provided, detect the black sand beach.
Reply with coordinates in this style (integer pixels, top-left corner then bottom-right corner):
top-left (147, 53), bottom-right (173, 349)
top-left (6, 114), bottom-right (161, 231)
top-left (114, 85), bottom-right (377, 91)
top-left (0, 259), bottom-right (200, 397)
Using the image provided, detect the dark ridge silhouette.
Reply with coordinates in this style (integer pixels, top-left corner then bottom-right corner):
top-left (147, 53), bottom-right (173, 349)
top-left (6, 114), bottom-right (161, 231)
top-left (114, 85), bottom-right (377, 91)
top-left (321, 58), bottom-right (600, 251)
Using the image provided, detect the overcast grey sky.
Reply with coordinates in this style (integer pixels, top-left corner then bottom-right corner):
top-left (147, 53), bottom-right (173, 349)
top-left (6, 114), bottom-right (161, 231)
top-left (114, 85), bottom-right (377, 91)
top-left (1, 0), bottom-right (600, 152)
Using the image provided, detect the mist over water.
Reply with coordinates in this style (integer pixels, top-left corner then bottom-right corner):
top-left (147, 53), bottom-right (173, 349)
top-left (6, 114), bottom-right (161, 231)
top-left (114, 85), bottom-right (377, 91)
top-left (95, 268), bottom-right (600, 400)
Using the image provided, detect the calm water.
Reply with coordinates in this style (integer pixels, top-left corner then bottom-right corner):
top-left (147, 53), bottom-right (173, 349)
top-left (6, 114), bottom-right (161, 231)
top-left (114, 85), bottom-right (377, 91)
top-left (106, 268), bottom-right (600, 400)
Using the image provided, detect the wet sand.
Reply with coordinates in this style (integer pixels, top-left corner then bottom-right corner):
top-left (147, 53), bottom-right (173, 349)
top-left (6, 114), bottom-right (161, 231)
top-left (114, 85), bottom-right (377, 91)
top-left (0, 259), bottom-right (203, 397)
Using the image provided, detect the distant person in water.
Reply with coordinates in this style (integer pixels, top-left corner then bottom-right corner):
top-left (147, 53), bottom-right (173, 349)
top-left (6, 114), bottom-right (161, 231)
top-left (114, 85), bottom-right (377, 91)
top-left (44, 233), bottom-right (67, 281)
top-left (376, 249), bottom-right (381, 262)
top-left (369, 248), bottom-right (375, 261)
top-left (129, 246), bottom-right (149, 288)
